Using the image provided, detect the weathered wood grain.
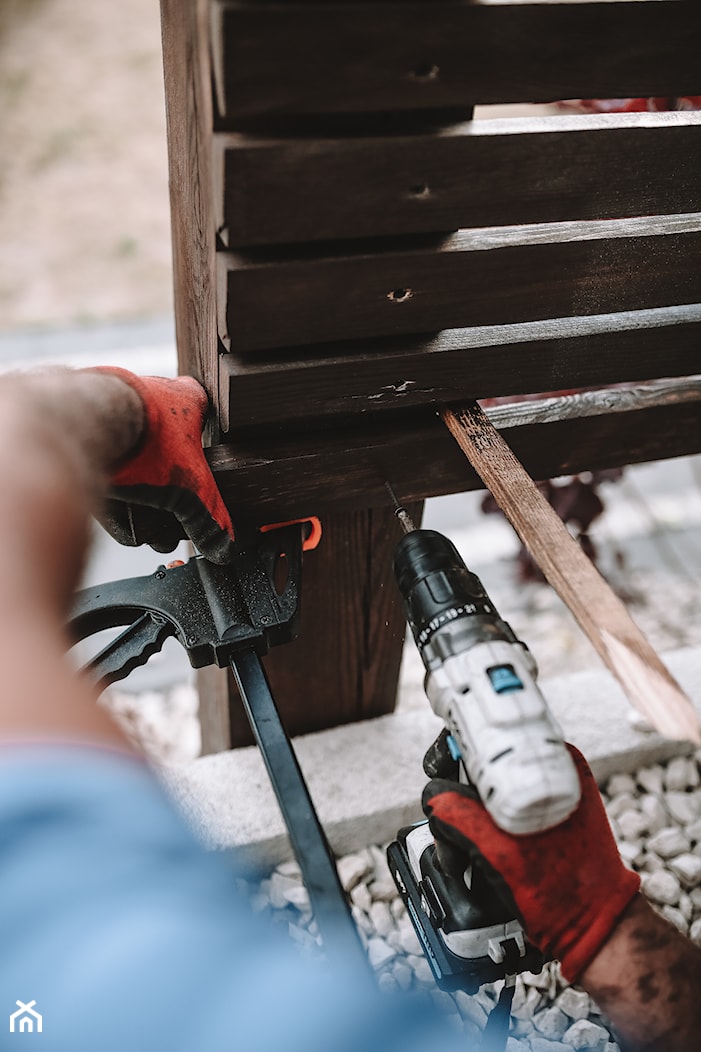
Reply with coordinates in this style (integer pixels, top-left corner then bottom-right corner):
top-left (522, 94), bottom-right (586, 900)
top-left (218, 215), bottom-right (701, 351)
top-left (211, 1), bottom-right (699, 125)
top-left (207, 381), bottom-right (701, 522)
top-left (220, 305), bottom-right (701, 428)
top-left (160, 0), bottom-right (218, 404)
top-left (442, 402), bottom-right (701, 743)
top-left (215, 113), bottom-right (701, 247)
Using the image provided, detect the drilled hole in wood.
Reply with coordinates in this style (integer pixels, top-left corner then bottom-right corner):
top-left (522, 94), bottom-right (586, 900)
top-left (411, 63), bottom-right (439, 81)
top-left (387, 288), bottom-right (413, 303)
top-left (409, 182), bottom-right (430, 198)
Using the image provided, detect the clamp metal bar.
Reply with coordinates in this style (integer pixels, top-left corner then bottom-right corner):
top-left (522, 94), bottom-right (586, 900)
top-left (230, 647), bottom-right (371, 978)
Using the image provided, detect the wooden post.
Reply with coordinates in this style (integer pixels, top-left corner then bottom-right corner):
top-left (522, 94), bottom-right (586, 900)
top-left (159, 0), bottom-right (219, 411)
top-left (199, 504), bottom-right (422, 751)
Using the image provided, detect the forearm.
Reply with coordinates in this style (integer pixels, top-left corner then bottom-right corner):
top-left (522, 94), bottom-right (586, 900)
top-left (0, 368), bottom-right (143, 612)
top-left (0, 368), bottom-right (144, 748)
top-left (580, 893), bottom-right (701, 1051)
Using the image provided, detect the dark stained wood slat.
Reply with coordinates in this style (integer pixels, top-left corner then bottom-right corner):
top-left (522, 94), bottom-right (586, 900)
top-left (207, 380), bottom-right (701, 522)
top-left (211, 1), bottom-right (700, 125)
top-left (219, 306), bottom-right (701, 428)
top-left (218, 214), bottom-right (701, 352)
top-left (215, 114), bottom-right (701, 248)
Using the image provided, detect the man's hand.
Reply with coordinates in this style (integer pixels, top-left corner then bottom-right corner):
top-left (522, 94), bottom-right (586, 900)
top-left (422, 745), bottom-right (640, 982)
top-left (92, 368), bottom-right (236, 564)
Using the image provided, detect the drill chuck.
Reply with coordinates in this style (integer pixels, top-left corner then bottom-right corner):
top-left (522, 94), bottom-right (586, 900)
top-left (394, 530), bottom-right (517, 660)
top-left (393, 529), bottom-right (581, 835)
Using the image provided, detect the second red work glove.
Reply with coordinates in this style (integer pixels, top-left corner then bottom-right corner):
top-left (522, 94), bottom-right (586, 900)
top-left (423, 745), bottom-right (640, 982)
top-left (93, 368), bottom-right (236, 565)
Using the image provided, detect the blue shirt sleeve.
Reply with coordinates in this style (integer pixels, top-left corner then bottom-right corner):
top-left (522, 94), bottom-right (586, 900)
top-left (0, 746), bottom-right (466, 1052)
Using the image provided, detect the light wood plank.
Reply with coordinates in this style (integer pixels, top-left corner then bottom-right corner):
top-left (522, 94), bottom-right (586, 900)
top-left (442, 401), bottom-right (701, 743)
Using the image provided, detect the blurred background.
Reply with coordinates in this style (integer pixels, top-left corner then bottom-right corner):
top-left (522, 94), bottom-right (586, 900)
top-left (0, 0), bottom-right (172, 330)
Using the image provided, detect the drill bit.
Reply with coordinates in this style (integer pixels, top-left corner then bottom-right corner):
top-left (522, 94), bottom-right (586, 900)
top-left (385, 482), bottom-right (416, 535)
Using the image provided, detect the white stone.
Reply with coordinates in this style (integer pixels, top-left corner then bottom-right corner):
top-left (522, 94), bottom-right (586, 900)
top-left (367, 936), bottom-right (396, 970)
top-left (685, 818), bottom-right (701, 844)
top-left (637, 765), bottom-right (664, 795)
top-left (659, 905), bottom-right (689, 934)
top-left (367, 843), bottom-right (388, 876)
top-left (523, 965), bottom-right (556, 992)
top-left (556, 987), bottom-right (592, 1021)
top-left (462, 1019), bottom-right (482, 1046)
top-left (642, 869), bottom-right (681, 906)
top-left (392, 960), bottom-right (413, 991)
top-left (268, 871), bottom-right (300, 908)
top-left (390, 897), bottom-right (405, 921)
top-left (668, 852), bottom-right (701, 888)
top-left (351, 905), bottom-right (374, 936)
top-left (337, 852), bottom-right (373, 891)
top-left (563, 1019), bottom-right (610, 1050)
top-left (368, 878), bottom-right (397, 902)
top-left (350, 881), bottom-right (372, 914)
top-left (668, 756), bottom-right (700, 791)
top-left (616, 809), bottom-right (649, 841)
top-left (530, 1041), bottom-right (571, 1052)
top-left (689, 887), bottom-right (701, 909)
top-left (512, 985), bottom-right (542, 1021)
top-left (378, 972), bottom-right (398, 994)
top-left (606, 792), bottom-right (638, 820)
top-left (679, 892), bottom-right (694, 922)
top-left (618, 840), bottom-right (643, 868)
top-left (641, 854), bottom-right (665, 874)
top-left (639, 794), bottom-right (668, 836)
top-left (276, 859), bottom-right (302, 879)
top-left (533, 1006), bottom-right (570, 1040)
top-left (281, 883), bottom-right (310, 910)
top-left (606, 772), bottom-right (637, 797)
top-left (453, 991), bottom-right (488, 1029)
top-left (397, 918), bottom-right (423, 955)
top-left (287, 922), bottom-right (318, 952)
top-left (690, 918), bottom-right (701, 945)
top-left (431, 989), bottom-right (455, 1016)
top-left (665, 791), bottom-right (701, 825)
top-left (406, 953), bottom-right (434, 985)
top-left (369, 900), bottom-right (395, 938)
top-left (647, 827), bottom-right (690, 859)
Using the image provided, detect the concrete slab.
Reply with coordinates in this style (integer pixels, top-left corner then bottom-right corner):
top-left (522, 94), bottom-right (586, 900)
top-left (163, 645), bottom-right (701, 876)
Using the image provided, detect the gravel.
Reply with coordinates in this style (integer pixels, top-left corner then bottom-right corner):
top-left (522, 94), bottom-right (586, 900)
top-left (236, 749), bottom-right (701, 1051)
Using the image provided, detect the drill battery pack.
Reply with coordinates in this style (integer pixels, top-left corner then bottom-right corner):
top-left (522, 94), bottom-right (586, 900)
top-left (387, 822), bottom-right (544, 993)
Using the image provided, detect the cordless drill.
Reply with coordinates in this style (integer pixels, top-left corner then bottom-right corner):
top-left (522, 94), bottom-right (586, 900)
top-left (386, 493), bottom-right (581, 990)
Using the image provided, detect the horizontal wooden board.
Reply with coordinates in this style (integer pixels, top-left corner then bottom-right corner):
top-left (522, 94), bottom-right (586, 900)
top-left (211, 1), bottom-right (700, 125)
top-left (207, 382), bottom-right (701, 521)
top-left (218, 214), bottom-right (701, 351)
top-left (219, 305), bottom-right (701, 428)
top-left (215, 113), bottom-right (701, 247)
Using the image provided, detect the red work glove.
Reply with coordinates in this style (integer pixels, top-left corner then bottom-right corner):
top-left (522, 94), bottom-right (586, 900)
top-left (93, 368), bottom-right (236, 564)
top-left (422, 745), bottom-right (640, 981)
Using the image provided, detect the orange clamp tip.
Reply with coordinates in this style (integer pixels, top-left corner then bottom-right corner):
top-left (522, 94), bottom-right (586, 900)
top-left (259, 516), bottom-right (322, 551)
